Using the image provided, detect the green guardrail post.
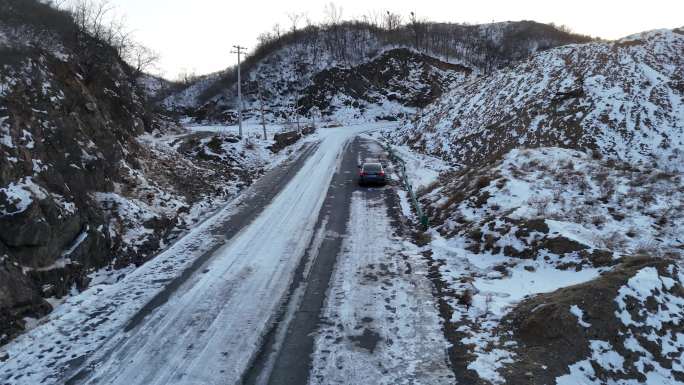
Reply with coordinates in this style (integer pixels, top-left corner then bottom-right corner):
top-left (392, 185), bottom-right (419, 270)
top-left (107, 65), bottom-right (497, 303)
top-left (385, 140), bottom-right (430, 232)
top-left (420, 215), bottom-right (429, 230)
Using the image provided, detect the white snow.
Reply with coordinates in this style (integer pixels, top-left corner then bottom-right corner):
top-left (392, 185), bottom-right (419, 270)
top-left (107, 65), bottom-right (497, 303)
top-left (0, 116), bottom-right (12, 148)
top-left (569, 305), bottom-right (592, 328)
top-left (427, 231), bottom-right (603, 383)
top-left (310, 191), bottom-right (453, 384)
top-left (556, 340), bottom-right (625, 385)
top-left (61, 227), bottom-right (89, 257)
top-left (470, 263), bottom-right (600, 317)
top-left (615, 267), bottom-right (684, 329)
top-left (0, 177), bottom-right (48, 216)
top-left (395, 29), bottom-right (684, 171)
top-left (555, 265), bottom-right (684, 385)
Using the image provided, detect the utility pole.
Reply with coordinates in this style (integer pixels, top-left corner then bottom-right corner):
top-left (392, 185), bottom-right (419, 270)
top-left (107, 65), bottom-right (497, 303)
top-left (294, 100), bottom-right (301, 134)
top-left (231, 45), bottom-right (247, 138)
top-left (257, 79), bottom-right (267, 140)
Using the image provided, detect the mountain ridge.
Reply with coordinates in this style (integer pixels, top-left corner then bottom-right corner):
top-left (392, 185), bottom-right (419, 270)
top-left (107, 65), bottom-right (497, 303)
top-left (392, 27), bottom-right (684, 170)
top-left (163, 20), bottom-right (593, 124)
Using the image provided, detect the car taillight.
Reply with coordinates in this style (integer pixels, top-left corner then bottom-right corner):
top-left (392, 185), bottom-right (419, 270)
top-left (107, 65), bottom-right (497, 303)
top-left (360, 172), bottom-right (366, 176)
top-left (379, 171), bottom-right (385, 176)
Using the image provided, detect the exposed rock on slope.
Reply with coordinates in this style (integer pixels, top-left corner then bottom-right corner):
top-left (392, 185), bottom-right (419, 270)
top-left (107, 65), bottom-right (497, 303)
top-left (397, 29), bottom-right (684, 170)
top-left (0, 1), bottom-right (151, 342)
top-left (297, 48), bottom-right (471, 120)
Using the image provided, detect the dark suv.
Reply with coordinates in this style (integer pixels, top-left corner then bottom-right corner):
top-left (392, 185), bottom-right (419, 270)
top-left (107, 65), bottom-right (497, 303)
top-left (358, 162), bottom-right (387, 186)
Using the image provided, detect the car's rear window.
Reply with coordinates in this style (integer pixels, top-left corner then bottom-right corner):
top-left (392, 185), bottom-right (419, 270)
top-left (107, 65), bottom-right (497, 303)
top-left (363, 163), bottom-right (382, 172)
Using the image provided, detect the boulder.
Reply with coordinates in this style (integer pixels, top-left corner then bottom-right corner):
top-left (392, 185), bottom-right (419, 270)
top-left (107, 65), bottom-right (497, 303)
top-left (269, 130), bottom-right (301, 153)
top-left (0, 259), bottom-right (52, 346)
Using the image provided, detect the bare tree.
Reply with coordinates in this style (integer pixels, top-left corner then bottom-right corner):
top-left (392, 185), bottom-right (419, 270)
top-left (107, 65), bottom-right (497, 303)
top-left (364, 10), bottom-right (383, 28)
top-left (130, 44), bottom-right (160, 77)
top-left (272, 23), bottom-right (282, 39)
top-left (177, 68), bottom-right (198, 86)
top-left (323, 2), bottom-right (343, 25)
top-left (257, 31), bottom-right (274, 46)
top-left (61, 0), bottom-right (161, 78)
top-left (287, 12), bottom-right (304, 34)
top-left (69, 0), bottom-right (115, 40)
top-left (384, 11), bottom-right (403, 31)
top-left (408, 11), bottom-right (426, 52)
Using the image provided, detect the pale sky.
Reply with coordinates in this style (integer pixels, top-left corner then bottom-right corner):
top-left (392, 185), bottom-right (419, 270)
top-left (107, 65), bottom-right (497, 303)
top-left (112, 0), bottom-right (683, 79)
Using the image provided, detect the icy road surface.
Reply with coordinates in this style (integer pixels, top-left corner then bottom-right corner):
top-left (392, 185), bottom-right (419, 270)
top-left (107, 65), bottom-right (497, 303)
top-left (0, 125), bottom-right (365, 384)
top-left (309, 190), bottom-right (454, 384)
top-left (1, 124), bottom-right (452, 385)
top-left (71, 126), bottom-right (374, 384)
top-left (247, 137), bottom-right (453, 385)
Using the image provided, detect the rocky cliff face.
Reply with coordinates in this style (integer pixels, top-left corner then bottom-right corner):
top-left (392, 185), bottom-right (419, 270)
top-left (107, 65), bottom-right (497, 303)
top-left (297, 48), bottom-right (471, 120)
top-left (0, 0), bottom-right (279, 345)
top-left (0, 1), bottom-right (154, 343)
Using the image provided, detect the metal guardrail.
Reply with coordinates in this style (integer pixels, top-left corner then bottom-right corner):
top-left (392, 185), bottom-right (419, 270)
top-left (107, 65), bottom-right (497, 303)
top-left (383, 142), bottom-right (429, 230)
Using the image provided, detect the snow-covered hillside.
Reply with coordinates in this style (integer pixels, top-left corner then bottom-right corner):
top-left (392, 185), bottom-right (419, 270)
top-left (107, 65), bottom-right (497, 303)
top-left (385, 27), bottom-right (684, 385)
top-left (385, 143), bottom-right (684, 384)
top-left (166, 44), bottom-right (468, 124)
top-left (164, 21), bottom-right (591, 125)
top-left (397, 28), bottom-right (684, 171)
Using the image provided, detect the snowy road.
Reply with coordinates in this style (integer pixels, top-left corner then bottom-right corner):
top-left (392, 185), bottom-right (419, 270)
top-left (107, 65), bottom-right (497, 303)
top-left (68, 127), bottom-right (372, 385)
top-left (1, 124), bottom-right (452, 385)
top-left (246, 138), bottom-right (453, 385)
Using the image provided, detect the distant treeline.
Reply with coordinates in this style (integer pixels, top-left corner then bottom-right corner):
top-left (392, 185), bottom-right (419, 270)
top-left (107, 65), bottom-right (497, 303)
top-left (190, 14), bottom-right (594, 104)
top-left (0, 0), bottom-right (159, 79)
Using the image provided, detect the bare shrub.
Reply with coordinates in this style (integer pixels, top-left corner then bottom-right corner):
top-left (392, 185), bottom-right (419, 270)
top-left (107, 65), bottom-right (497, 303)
top-left (495, 178), bottom-right (507, 189)
top-left (634, 239), bottom-right (662, 257)
top-left (440, 191), bottom-right (465, 210)
top-left (244, 137), bottom-right (256, 150)
top-left (552, 188), bottom-right (564, 203)
top-left (639, 193), bottom-right (654, 205)
top-left (484, 293), bottom-right (494, 315)
top-left (521, 159), bottom-right (540, 172)
top-left (418, 179), bottom-right (440, 196)
top-left (594, 170), bottom-right (610, 184)
top-left (415, 231), bottom-right (432, 246)
top-left (599, 180), bottom-right (615, 202)
top-left (577, 179), bottom-right (590, 194)
top-left (591, 215), bottom-right (605, 227)
top-left (528, 196), bottom-right (551, 217)
top-left (475, 175), bottom-right (492, 190)
top-left (457, 289), bottom-right (473, 308)
top-left (600, 231), bottom-right (627, 250)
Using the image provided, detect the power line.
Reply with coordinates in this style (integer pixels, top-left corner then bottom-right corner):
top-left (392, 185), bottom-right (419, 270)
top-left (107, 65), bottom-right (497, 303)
top-left (230, 45), bottom-right (247, 138)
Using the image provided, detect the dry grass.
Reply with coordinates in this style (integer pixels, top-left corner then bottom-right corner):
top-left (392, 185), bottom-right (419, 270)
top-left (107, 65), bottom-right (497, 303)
top-left (591, 215), bottom-right (606, 228)
top-left (528, 196), bottom-right (551, 217)
top-left (457, 289), bottom-right (473, 308)
top-left (634, 239), bottom-right (662, 257)
top-left (415, 231), bottom-right (432, 246)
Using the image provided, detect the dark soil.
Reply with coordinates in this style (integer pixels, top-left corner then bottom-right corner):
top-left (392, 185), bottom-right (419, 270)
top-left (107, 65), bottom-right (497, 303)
top-left (499, 256), bottom-right (684, 384)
